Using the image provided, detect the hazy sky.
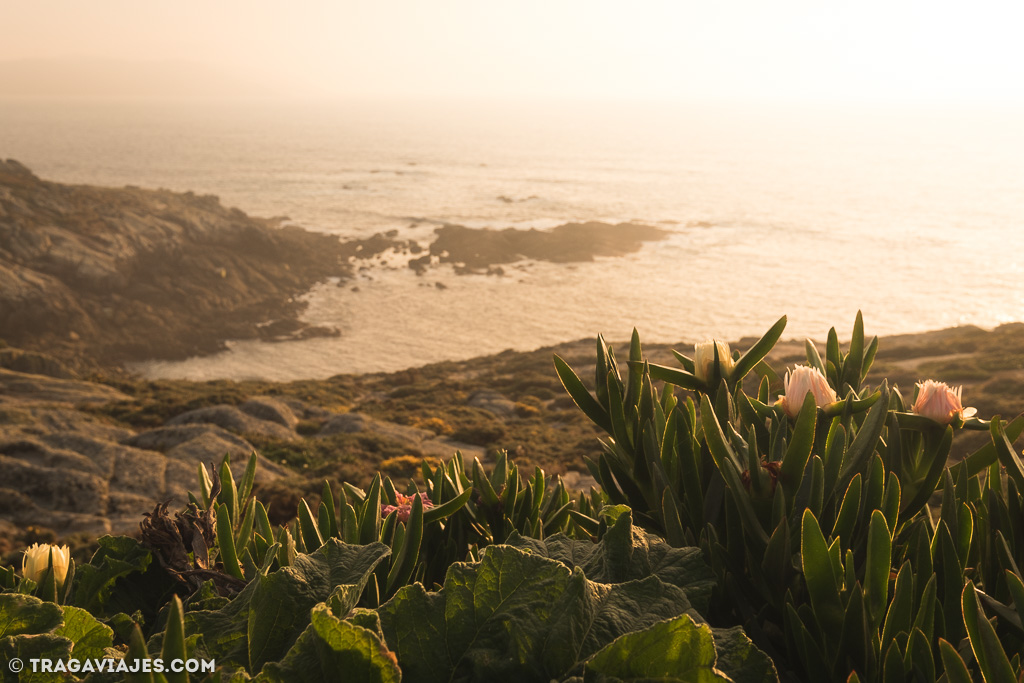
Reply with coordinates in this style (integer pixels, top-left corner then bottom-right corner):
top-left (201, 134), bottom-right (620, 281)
top-left (2, 0), bottom-right (1022, 103)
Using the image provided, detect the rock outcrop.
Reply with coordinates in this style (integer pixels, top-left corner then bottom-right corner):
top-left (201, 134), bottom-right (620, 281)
top-left (0, 365), bottom-right (291, 540)
top-left (0, 159), bottom-right (352, 369)
top-left (427, 221), bottom-right (668, 274)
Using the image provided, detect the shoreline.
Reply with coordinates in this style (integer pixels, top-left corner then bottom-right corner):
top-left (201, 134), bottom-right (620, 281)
top-left (3, 320), bottom-right (1023, 554)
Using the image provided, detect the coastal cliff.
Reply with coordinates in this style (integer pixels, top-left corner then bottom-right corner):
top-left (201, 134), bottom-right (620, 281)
top-left (0, 159), bottom-right (351, 369)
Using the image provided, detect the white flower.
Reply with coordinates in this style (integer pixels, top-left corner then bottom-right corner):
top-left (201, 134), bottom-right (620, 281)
top-left (780, 366), bottom-right (836, 418)
top-left (694, 340), bottom-right (734, 384)
top-left (22, 543), bottom-right (71, 590)
top-left (912, 380), bottom-right (976, 425)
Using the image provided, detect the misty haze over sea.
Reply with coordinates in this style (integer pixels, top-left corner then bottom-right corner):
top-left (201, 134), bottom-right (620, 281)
top-left (2, 99), bottom-right (1022, 380)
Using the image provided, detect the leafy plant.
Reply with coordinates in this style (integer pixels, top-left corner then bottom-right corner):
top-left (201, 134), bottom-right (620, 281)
top-left (555, 313), bottom-right (1024, 680)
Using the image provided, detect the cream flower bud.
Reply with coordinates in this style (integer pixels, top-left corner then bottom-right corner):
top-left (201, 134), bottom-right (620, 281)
top-left (21, 543), bottom-right (71, 590)
top-left (694, 339), bottom-right (734, 384)
top-left (780, 366), bottom-right (836, 419)
top-left (912, 380), bottom-right (975, 425)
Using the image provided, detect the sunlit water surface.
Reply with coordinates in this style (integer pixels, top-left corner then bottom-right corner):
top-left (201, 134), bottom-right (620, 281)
top-left (1, 100), bottom-right (1021, 379)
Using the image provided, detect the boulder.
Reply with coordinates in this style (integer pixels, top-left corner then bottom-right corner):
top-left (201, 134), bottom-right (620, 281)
top-left (0, 368), bottom-right (130, 404)
top-left (467, 389), bottom-right (517, 417)
top-left (0, 455), bottom-right (108, 515)
top-left (124, 424), bottom-right (253, 454)
top-left (239, 396), bottom-right (299, 429)
top-left (167, 404), bottom-right (297, 441)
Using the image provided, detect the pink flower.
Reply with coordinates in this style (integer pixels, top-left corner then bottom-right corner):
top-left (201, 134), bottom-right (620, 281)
top-left (779, 366), bottom-right (836, 419)
top-left (381, 492), bottom-right (433, 523)
top-left (912, 380), bottom-right (976, 425)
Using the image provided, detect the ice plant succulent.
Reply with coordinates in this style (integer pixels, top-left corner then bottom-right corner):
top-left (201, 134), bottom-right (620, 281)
top-left (912, 380), bottom-right (976, 425)
top-left (21, 542), bottom-right (71, 590)
top-left (694, 339), bottom-right (734, 384)
top-left (382, 492), bottom-right (433, 523)
top-left (779, 365), bottom-right (836, 418)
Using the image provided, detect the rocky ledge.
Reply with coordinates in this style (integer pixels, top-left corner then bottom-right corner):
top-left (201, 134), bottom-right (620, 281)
top-left (0, 159), bottom-right (353, 370)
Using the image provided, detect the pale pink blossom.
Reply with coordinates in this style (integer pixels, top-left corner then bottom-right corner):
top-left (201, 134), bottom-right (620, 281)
top-left (912, 380), bottom-right (976, 425)
top-left (779, 366), bottom-right (836, 419)
top-left (381, 492), bottom-right (433, 523)
top-left (694, 339), bottom-right (734, 383)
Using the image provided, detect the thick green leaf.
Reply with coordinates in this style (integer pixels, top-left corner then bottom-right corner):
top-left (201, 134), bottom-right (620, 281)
top-left (938, 639), bottom-right (973, 683)
top-left (837, 382), bottom-right (889, 488)
top-left (732, 315), bottom-right (787, 384)
top-left (781, 392), bottom-right (817, 498)
top-left (555, 354), bottom-right (612, 432)
top-left (952, 415), bottom-right (1024, 478)
top-left (299, 498), bottom-right (325, 551)
top-left (385, 493), bottom-right (424, 595)
top-left (647, 362), bottom-right (705, 392)
top-left (701, 395), bottom-right (769, 547)
top-left (161, 596), bottom-right (188, 683)
top-left (423, 487), bottom-right (473, 524)
top-left (218, 502), bottom-right (245, 580)
top-left (962, 582), bottom-right (1017, 683)
top-left (239, 452), bottom-right (259, 506)
top-left (865, 510), bottom-right (893, 624)
top-left (801, 510), bottom-right (844, 635)
top-left (992, 417), bottom-right (1024, 491)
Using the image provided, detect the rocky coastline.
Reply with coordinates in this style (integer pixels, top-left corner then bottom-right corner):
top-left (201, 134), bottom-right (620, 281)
top-left (0, 159), bottom-right (356, 372)
top-left (3, 162), bottom-right (1023, 562)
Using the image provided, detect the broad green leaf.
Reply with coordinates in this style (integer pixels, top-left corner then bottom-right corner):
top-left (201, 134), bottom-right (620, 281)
top-left (377, 546), bottom-right (697, 683)
top-left (0, 594), bottom-right (63, 638)
top-left (261, 604), bottom-right (400, 683)
top-left (710, 624), bottom-right (781, 683)
top-left (506, 511), bottom-right (715, 612)
top-left (55, 605), bottom-right (115, 661)
top-left (248, 540), bottom-right (391, 672)
top-left (187, 540), bottom-right (390, 671)
top-left (583, 614), bottom-right (726, 682)
top-left (1, 634), bottom-right (74, 683)
top-left (73, 536), bottom-right (164, 615)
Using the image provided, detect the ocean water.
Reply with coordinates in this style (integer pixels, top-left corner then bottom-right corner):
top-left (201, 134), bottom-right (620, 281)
top-left (2, 99), bottom-right (1022, 380)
